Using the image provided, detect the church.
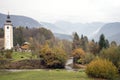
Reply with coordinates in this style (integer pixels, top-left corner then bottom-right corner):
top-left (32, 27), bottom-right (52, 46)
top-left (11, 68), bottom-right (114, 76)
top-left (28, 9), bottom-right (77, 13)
top-left (4, 13), bottom-right (13, 50)
top-left (3, 13), bottom-right (30, 51)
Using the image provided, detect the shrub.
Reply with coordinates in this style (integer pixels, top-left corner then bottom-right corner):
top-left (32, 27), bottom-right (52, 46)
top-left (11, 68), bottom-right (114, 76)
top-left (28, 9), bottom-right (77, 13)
top-left (0, 59), bottom-right (10, 69)
top-left (39, 43), bottom-right (67, 68)
top-left (5, 59), bottom-right (42, 69)
top-left (72, 48), bottom-right (85, 64)
top-left (100, 47), bottom-right (120, 70)
top-left (82, 53), bottom-right (95, 64)
top-left (4, 50), bottom-right (13, 59)
top-left (86, 58), bottom-right (118, 79)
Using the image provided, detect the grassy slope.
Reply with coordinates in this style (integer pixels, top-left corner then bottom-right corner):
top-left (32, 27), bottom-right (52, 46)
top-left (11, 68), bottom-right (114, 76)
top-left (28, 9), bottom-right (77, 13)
top-left (0, 70), bottom-right (92, 80)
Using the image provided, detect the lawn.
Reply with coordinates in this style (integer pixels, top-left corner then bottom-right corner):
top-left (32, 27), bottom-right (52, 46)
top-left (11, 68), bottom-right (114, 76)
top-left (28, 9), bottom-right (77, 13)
top-left (0, 70), bottom-right (93, 80)
top-left (12, 52), bottom-right (37, 61)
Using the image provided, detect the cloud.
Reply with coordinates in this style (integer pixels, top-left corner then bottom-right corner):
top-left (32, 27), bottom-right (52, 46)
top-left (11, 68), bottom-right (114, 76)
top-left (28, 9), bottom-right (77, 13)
top-left (0, 0), bottom-right (120, 23)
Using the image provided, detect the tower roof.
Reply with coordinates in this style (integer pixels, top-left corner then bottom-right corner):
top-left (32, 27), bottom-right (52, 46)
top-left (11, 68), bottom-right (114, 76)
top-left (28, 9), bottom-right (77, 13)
top-left (6, 12), bottom-right (11, 23)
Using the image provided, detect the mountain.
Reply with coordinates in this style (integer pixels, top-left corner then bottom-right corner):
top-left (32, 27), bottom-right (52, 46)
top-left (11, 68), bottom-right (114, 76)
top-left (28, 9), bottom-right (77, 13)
top-left (0, 13), bottom-right (41, 28)
top-left (41, 21), bottom-right (105, 38)
top-left (93, 22), bottom-right (120, 44)
top-left (40, 22), bottom-right (64, 33)
top-left (54, 33), bottom-right (72, 41)
top-left (40, 22), bottom-right (73, 40)
top-left (43, 21), bottom-right (120, 44)
top-left (40, 21), bottom-right (105, 40)
top-left (54, 21), bottom-right (105, 37)
top-left (108, 32), bottom-right (120, 44)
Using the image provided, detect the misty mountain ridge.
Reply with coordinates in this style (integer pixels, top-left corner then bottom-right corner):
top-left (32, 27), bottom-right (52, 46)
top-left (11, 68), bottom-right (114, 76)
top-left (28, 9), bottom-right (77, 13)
top-left (93, 22), bottom-right (120, 44)
top-left (41, 20), bottom-right (105, 38)
top-left (0, 13), bottom-right (120, 44)
top-left (94, 22), bottom-right (120, 38)
top-left (42, 20), bottom-right (120, 44)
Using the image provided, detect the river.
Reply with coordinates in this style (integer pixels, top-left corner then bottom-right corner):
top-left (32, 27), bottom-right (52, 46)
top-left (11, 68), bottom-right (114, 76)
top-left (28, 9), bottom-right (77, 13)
top-left (65, 57), bottom-right (73, 70)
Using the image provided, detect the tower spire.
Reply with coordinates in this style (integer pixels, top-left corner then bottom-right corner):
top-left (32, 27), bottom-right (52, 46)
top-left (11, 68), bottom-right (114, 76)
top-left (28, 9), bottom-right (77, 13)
top-left (7, 11), bottom-right (10, 19)
top-left (6, 11), bottom-right (11, 23)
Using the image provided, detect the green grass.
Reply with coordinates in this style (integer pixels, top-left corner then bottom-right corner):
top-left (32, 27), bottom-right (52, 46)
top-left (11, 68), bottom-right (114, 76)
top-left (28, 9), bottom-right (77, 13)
top-left (0, 70), bottom-right (92, 80)
top-left (12, 52), bottom-right (37, 61)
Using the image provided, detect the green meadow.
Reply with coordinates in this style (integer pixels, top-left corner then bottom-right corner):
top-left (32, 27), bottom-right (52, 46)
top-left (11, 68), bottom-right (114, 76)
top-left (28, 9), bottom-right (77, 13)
top-left (0, 70), bottom-right (92, 80)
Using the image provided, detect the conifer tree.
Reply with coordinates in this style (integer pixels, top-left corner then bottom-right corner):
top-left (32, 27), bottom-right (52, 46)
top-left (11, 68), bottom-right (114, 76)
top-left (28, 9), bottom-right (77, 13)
top-left (99, 34), bottom-right (108, 50)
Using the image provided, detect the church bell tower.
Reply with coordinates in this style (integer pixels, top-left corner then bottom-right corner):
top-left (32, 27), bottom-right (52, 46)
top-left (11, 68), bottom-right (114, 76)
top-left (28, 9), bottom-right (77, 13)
top-left (4, 13), bottom-right (13, 50)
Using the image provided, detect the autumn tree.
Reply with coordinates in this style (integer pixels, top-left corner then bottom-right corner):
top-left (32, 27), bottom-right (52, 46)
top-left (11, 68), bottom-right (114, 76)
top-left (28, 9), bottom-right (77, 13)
top-left (29, 37), bottom-right (41, 58)
top-left (80, 36), bottom-right (89, 52)
top-left (111, 41), bottom-right (117, 47)
top-left (13, 26), bottom-right (55, 46)
top-left (39, 42), bottom-right (67, 68)
top-left (24, 27), bottom-right (54, 45)
top-left (72, 33), bottom-right (89, 52)
top-left (72, 32), bottom-right (80, 50)
top-left (72, 48), bottom-right (85, 64)
top-left (88, 40), bottom-right (99, 55)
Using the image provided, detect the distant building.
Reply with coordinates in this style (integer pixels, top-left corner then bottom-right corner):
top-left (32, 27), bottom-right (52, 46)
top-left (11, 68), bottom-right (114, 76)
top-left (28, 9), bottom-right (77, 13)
top-left (21, 42), bottom-right (30, 49)
top-left (4, 13), bottom-right (13, 50)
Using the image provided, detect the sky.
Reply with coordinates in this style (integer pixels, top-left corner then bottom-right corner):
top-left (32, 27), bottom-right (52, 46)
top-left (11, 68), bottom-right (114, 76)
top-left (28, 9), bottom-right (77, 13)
top-left (1, 0), bottom-right (120, 23)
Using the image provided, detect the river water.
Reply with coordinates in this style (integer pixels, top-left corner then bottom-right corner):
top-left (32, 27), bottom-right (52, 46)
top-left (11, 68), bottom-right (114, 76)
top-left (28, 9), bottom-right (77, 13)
top-left (65, 57), bottom-right (73, 70)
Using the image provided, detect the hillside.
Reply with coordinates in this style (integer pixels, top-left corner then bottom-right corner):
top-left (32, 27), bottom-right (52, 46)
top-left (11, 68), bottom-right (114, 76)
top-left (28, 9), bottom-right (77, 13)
top-left (93, 22), bottom-right (120, 44)
top-left (0, 13), bottom-right (41, 28)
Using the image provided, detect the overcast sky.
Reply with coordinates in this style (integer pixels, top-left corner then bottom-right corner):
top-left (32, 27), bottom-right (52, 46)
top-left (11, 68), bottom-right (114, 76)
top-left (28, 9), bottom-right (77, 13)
top-left (1, 0), bottom-right (120, 23)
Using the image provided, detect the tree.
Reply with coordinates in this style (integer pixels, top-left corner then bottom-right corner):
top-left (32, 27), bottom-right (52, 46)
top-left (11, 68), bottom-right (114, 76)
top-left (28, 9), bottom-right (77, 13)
top-left (73, 32), bottom-right (79, 41)
top-left (81, 36), bottom-right (89, 52)
top-left (29, 37), bottom-right (40, 58)
top-left (72, 33), bottom-right (90, 52)
top-left (99, 34), bottom-right (109, 51)
top-left (88, 41), bottom-right (99, 55)
top-left (72, 32), bottom-right (80, 50)
top-left (72, 48), bottom-right (85, 64)
top-left (105, 39), bottom-right (109, 48)
top-left (111, 41), bottom-right (117, 47)
top-left (13, 27), bottom-right (25, 46)
top-left (100, 46), bottom-right (120, 71)
top-left (39, 42), bottom-right (67, 68)
top-left (81, 34), bottom-right (84, 39)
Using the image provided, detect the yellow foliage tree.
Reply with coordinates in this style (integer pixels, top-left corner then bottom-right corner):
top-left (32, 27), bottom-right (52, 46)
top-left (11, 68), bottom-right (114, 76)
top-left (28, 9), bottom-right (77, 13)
top-left (72, 48), bottom-right (85, 64)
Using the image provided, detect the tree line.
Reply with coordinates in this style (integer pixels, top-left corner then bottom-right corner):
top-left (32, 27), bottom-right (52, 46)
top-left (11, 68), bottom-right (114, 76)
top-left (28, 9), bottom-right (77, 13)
top-left (72, 32), bottom-right (117, 54)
